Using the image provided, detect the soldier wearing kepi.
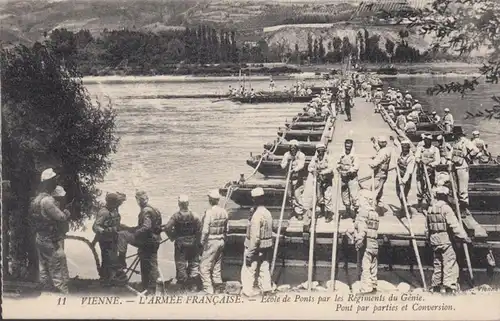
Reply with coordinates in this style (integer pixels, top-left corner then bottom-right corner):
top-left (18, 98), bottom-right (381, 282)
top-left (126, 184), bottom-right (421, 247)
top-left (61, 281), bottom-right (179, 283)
top-left (308, 142), bottom-right (334, 222)
top-left (31, 168), bottom-right (71, 293)
top-left (241, 187), bottom-right (274, 297)
top-left (199, 190), bottom-right (229, 294)
top-left (415, 133), bottom-right (441, 209)
top-left (451, 132), bottom-right (479, 216)
top-left (426, 186), bottom-right (471, 293)
top-left (93, 191), bottom-right (127, 285)
top-left (116, 191), bottom-right (163, 294)
top-left (165, 194), bottom-right (202, 291)
top-left (337, 139), bottom-right (360, 219)
top-left (393, 138), bottom-right (416, 215)
top-left (369, 136), bottom-right (392, 208)
top-left (354, 189), bottom-right (380, 294)
top-left (281, 139), bottom-right (306, 203)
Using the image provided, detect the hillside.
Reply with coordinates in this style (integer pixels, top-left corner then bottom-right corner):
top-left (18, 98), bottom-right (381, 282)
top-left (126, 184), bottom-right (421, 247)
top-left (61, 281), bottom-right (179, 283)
top-left (0, 0), bottom-right (360, 45)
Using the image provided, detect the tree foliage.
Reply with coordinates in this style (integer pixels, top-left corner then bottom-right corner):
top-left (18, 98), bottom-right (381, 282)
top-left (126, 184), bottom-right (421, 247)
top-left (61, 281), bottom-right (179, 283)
top-left (2, 43), bottom-right (119, 279)
top-left (378, 0), bottom-right (500, 119)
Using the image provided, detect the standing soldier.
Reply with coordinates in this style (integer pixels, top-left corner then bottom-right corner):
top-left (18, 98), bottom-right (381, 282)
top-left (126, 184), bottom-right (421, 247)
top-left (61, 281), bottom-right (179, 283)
top-left (415, 134), bottom-right (441, 209)
top-left (281, 140), bottom-right (306, 203)
top-left (471, 130), bottom-right (491, 164)
top-left (426, 186), bottom-right (471, 293)
top-left (404, 90), bottom-right (413, 108)
top-left (164, 194), bottom-right (202, 292)
top-left (451, 132), bottom-right (479, 215)
top-left (393, 138), bottom-right (416, 215)
top-left (431, 111), bottom-right (441, 123)
top-left (93, 191), bottom-right (127, 286)
top-left (369, 136), bottom-right (392, 208)
top-left (443, 108), bottom-right (454, 133)
top-left (308, 143), bottom-right (334, 222)
top-left (354, 190), bottom-right (380, 294)
top-left (344, 88), bottom-right (353, 121)
top-left (32, 168), bottom-right (71, 293)
top-left (337, 139), bottom-right (360, 219)
top-left (241, 187), bottom-right (274, 297)
top-left (199, 190), bottom-right (229, 295)
top-left (436, 134), bottom-right (453, 187)
top-left (373, 88), bottom-right (383, 113)
top-left (116, 191), bottom-right (163, 294)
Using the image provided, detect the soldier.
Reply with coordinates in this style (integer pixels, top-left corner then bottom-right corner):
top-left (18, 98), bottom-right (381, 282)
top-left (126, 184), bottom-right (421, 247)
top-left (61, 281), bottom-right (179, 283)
top-left (337, 139), bottom-right (360, 219)
top-left (395, 111), bottom-right (407, 131)
top-left (92, 191), bottom-right (127, 286)
top-left (426, 186), bottom-right (471, 293)
top-left (32, 168), bottom-right (71, 293)
top-left (308, 143), bottom-right (334, 222)
top-left (199, 190), bottom-right (229, 294)
top-left (164, 194), bottom-right (201, 291)
top-left (241, 187), bottom-right (274, 297)
top-left (405, 115), bottom-right (417, 134)
top-left (373, 88), bottom-right (383, 113)
top-left (116, 191), bottom-right (163, 294)
top-left (369, 136), bottom-right (392, 208)
top-left (451, 132), bottom-right (479, 215)
top-left (354, 189), bottom-right (380, 294)
top-left (471, 130), bottom-right (491, 164)
top-left (281, 140), bottom-right (306, 203)
top-left (415, 133), bottom-right (441, 209)
top-left (393, 138), bottom-right (416, 215)
top-left (431, 111), bottom-right (441, 123)
top-left (443, 108), bottom-right (454, 132)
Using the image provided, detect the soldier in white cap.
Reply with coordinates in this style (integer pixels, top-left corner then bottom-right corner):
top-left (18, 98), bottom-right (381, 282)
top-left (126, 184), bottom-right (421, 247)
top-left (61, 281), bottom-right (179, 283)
top-left (373, 88), bottom-right (383, 113)
top-left (395, 111), bottom-right (407, 131)
top-left (451, 132), bottom-right (479, 215)
top-left (165, 194), bottom-right (202, 292)
top-left (31, 168), bottom-right (71, 293)
top-left (471, 130), bottom-right (491, 164)
top-left (241, 187), bottom-right (274, 296)
top-left (308, 142), bottom-right (334, 222)
top-left (281, 139), bottom-right (306, 203)
top-left (443, 108), bottom-right (454, 132)
top-left (437, 135), bottom-right (453, 165)
top-left (412, 99), bottom-right (422, 111)
top-left (404, 90), bottom-right (413, 108)
top-left (404, 115), bottom-right (417, 133)
top-left (431, 111), bottom-right (441, 123)
top-left (426, 186), bottom-right (471, 293)
top-left (199, 189), bottom-right (229, 294)
top-left (337, 139), bottom-right (360, 219)
top-left (369, 136), bottom-right (392, 208)
top-left (415, 133), bottom-right (441, 208)
top-left (393, 138), bottom-right (416, 214)
top-left (408, 106), bottom-right (420, 121)
top-left (354, 189), bottom-right (380, 294)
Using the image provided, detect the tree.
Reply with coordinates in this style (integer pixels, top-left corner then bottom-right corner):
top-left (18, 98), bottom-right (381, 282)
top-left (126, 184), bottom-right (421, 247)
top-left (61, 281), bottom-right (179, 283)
top-left (380, 0), bottom-right (500, 118)
top-left (2, 43), bottom-right (119, 280)
top-left (318, 37), bottom-right (325, 63)
top-left (307, 33), bottom-right (313, 63)
top-left (313, 38), bottom-right (319, 63)
top-left (385, 39), bottom-right (396, 63)
top-left (341, 36), bottom-right (352, 63)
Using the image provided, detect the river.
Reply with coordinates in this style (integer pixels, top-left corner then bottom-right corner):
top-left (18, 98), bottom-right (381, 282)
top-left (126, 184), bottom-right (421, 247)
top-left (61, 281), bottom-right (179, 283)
top-left (65, 75), bottom-right (500, 282)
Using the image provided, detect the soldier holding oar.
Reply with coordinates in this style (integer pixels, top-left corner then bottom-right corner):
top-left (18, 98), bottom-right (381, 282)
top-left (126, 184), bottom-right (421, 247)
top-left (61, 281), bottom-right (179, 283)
top-left (369, 136), bottom-right (392, 209)
top-left (415, 133), bottom-right (440, 209)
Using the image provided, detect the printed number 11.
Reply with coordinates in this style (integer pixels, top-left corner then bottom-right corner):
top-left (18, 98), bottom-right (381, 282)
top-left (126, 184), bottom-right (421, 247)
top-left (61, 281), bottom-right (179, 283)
top-left (57, 297), bottom-right (67, 305)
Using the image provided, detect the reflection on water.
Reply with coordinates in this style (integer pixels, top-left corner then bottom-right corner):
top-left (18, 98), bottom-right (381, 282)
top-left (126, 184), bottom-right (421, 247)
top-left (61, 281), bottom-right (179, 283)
top-left (66, 76), bottom-right (500, 281)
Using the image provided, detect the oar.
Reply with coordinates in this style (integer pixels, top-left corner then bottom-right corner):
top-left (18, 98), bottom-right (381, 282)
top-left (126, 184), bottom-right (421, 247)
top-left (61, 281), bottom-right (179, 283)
top-left (448, 168), bottom-right (474, 285)
top-left (270, 161), bottom-right (293, 275)
top-left (307, 174), bottom-right (318, 292)
top-left (329, 173), bottom-right (342, 291)
top-left (396, 165), bottom-right (427, 289)
top-left (211, 97), bottom-right (232, 103)
top-left (422, 164), bottom-right (434, 203)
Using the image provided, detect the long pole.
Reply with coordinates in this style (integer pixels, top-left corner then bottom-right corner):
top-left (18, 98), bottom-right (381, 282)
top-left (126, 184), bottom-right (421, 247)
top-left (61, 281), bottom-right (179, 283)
top-left (395, 165), bottom-right (427, 289)
top-left (448, 169), bottom-right (474, 284)
top-left (422, 164), bottom-right (433, 204)
top-left (270, 161), bottom-right (293, 275)
top-left (307, 174), bottom-right (318, 291)
top-left (329, 173), bottom-right (342, 291)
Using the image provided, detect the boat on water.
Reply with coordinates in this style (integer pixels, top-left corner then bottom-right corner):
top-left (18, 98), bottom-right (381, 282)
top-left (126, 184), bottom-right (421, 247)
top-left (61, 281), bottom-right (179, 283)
top-left (246, 154), bottom-right (313, 177)
top-left (263, 141), bottom-right (321, 156)
top-left (377, 65), bottom-right (398, 75)
top-left (285, 121), bottom-right (327, 129)
top-left (292, 115), bottom-right (329, 122)
top-left (231, 94), bottom-right (315, 104)
top-left (277, 128), bottom-right (325, 141)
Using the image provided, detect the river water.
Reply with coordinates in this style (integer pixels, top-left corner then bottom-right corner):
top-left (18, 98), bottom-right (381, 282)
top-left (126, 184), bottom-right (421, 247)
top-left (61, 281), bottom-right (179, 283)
top-left (65, 76), bottom-right (500, 282)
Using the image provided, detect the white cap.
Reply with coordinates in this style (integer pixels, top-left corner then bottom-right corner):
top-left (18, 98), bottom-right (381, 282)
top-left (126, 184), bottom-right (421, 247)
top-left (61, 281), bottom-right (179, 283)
top-left (414, 99), bottom-right (419, 102)
top-left (401, 140), bottom-right (412, 146)
top-left (434, 186), bottom-right (449, 195)
top-left (407, 115), bottom-right (413, 120)
top-left (251, 187), bottom-right (264, 197)
top-left (405, 90), bottom-right (409, 93)
top-left (423, 133), bottom-right (432, 139)
top-left (178, 194), bottom-right (189, 203)
top-left (289, 140), bottom-right (299, 147)
top-left (472, 130), bottom-right (479, 136)
top-left (316, 142), bottom-right (326, 150)
top-left (432, 111), bottom-right (437, 115)
top-left (41, 168), bottom-right (57, 182)
top-left (52, 186), bottom-right (66, 197)
top-left (444, 108), bottom-right (450, 112)
top-left (388, 104), bottom-right (394, 109)
top-left (377, 88), bottom-right (382, 90)
top-left (377, 136), bottom-right (387, 142)
top-left (412, 106), bottom-right (416, 110)
top-left (437, 135), bottom-right (443, 140)
top-left (208, 189), bottom-right (220, 199)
